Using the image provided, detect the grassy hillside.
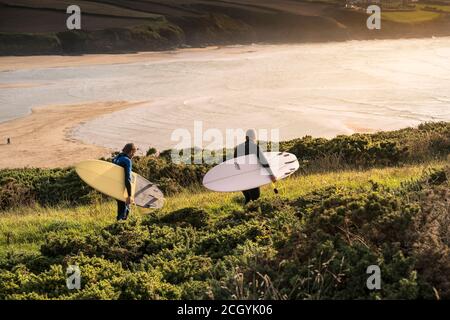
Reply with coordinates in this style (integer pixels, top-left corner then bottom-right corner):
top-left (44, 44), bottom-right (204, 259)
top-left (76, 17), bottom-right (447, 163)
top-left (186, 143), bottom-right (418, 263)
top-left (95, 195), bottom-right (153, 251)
top-left (0, 163), bottom-right (443, 254)
top-left (2, 122), bottom-right (448, 210)
top-left (0, 123), bottom-right (449, 300)
top-left (381, 3), bottom-right (450, 23)
top-left (382, 9), bottom-right (441, 23)
top-left (0, 0), bottom-right (163, 19)
top-left (0, 163), bottom-right (448, 299)
top-left (1, 0), bottom-right (450, 55)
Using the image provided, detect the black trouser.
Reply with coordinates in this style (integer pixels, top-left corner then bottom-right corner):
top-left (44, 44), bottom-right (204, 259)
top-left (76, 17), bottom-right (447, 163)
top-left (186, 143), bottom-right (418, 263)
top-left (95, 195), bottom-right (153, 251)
top-left (116, 200), bottom-right (130, 221)
top-left (242, 187), bottom-right (260, 205)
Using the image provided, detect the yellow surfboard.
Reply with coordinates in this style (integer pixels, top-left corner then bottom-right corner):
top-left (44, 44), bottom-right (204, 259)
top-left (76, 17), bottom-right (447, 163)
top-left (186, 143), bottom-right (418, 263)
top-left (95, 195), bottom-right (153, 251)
top-left (75, 160), bottom-right (164, 208)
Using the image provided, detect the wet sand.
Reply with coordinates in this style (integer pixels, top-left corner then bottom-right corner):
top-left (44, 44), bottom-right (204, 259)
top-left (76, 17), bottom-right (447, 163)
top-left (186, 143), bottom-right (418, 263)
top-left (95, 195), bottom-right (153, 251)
top-left (0, 101), bottom-right (145, 168)
top-left (0, 47), bottom-right (223, 72)
top-left (0, 82), bottom-right (47, 89)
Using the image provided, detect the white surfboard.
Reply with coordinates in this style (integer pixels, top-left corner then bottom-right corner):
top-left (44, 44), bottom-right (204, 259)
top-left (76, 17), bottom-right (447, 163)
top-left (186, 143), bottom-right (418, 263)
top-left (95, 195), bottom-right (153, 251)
top-left (203, 152), bottom-right (299, 192)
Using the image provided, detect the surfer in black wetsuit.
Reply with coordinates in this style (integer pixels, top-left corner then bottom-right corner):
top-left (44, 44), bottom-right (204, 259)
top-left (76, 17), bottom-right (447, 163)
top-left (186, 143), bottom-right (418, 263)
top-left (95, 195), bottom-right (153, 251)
top-left (113, 143), bottom-right (137, 221)
top-left (234, 129), bottom-right (277, 205)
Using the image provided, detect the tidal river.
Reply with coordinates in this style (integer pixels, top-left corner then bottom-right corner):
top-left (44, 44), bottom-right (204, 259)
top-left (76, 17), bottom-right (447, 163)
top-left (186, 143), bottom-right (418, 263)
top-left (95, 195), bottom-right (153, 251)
top-left (0, 37), bottom-right (449, 151)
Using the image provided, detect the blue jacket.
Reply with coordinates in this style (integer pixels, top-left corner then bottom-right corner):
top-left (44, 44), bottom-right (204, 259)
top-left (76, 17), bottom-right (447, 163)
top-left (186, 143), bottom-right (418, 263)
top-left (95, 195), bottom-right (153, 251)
top-left (113, 153), bottom-right (132, 197)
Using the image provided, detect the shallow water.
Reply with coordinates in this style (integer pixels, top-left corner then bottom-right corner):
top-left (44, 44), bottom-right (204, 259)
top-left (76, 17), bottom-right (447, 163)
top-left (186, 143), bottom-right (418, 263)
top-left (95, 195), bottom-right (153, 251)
top-left (1, 37), bottom-right (449, 151)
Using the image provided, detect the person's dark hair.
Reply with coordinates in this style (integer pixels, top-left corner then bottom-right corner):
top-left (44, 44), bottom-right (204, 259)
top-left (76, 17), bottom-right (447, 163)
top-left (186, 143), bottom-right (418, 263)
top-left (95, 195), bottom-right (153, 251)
top-left (122, 143), bottom-right (137, 155)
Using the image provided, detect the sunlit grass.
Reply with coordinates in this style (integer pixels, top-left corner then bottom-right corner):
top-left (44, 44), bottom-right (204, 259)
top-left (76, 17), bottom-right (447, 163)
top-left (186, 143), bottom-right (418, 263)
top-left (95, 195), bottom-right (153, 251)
top-left (416, 3), bottom-right (450, 13)
top-left (382, 8), bottom-right (442, 23)
top-left (0, 161), bottom-right (446, 258)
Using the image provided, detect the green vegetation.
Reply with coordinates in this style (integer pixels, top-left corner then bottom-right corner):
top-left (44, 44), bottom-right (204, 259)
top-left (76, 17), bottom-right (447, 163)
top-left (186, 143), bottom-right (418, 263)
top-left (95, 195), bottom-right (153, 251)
top-left (0, 122), bottom-right (448, 300)
top-left (382, 9), bottom-right (441, 23)
top-left (0, 165), bottom-right (448, 299)
top-left (418, 3), bottom-right (450, 12)
top-left (381, 3), bottom-right (450, 23)
top-left (2, 122), bottom-right (448, 211)
top-left (0, 32), bottom-right (62, 55)
top-left (57, 20), bottom-right (184, 54)
top-left (0, 20), bottom-right (184, 55)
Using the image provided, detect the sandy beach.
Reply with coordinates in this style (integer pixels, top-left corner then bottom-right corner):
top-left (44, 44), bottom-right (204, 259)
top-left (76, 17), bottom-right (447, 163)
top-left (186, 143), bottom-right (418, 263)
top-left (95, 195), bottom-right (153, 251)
top-left (1, 38), bottom-right (449, 168)
top-left (0, 101), bottom-right (145, 168)
top-left (0, 46), bottom-right (224, 72)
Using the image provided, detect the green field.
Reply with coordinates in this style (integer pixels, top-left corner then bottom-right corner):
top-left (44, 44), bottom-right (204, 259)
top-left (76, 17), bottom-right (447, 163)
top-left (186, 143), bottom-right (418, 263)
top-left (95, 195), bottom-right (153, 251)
top-left (0, 0), bottom-right (163, 19)
top-left (383, 10), bottom-right (441, 23)
top-left (382, 3), bottom-right (450, 23)
top-left (416, 3), bottom-right (450, 13)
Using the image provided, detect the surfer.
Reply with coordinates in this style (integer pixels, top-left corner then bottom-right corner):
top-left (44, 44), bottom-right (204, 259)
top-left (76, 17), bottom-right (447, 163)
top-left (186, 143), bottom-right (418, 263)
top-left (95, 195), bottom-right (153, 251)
top-left (112, 143), bottom-right (137, 221)
top-left (234, 129), bottom-right (277, 205)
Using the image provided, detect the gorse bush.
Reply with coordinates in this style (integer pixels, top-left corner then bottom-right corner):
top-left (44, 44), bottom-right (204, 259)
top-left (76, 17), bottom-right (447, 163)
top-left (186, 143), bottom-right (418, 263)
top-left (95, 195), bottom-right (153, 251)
top-left (0, 254), bottom-right (181, 300)
top-left (0, 166), bottom-right (448, 299)
top-left (0, 123), bottom-right (448, 299)
top-left (281, 122), bottom-right (450, 171)
top-left (0, 168), bottom-right (100, 210)
top-left (41, 219), bottom-right (150, 266)
top-left (146, 207), bottom-right (210, 229)
top-left (1, 122), bottom-right (449, 211)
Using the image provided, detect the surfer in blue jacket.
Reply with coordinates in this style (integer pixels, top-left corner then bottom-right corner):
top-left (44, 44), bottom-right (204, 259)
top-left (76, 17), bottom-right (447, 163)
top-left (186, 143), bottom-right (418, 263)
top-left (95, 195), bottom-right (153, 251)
top-left (113, 143), bottom-right (137, 221)
top-left (234, 129), bottom-right (277, 205)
